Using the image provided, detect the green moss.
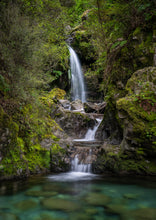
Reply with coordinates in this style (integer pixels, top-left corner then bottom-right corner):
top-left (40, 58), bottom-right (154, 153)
top-left (40, 88), bottom-right (66, 108)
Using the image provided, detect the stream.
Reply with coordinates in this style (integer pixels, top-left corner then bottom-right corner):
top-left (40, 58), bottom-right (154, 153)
top-left (0, 174), bottom-right (156, 220)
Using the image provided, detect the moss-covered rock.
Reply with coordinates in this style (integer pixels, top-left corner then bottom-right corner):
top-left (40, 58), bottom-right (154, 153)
top-left (93, 67), bottom-right (156, 175)
top-left (0, 89), bottom-right (70, 179)
top-left (117, 67), bottom-right (156, 157)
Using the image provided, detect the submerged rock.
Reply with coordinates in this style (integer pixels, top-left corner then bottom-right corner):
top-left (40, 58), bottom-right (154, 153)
top-left (35, 213), bottom-right (64, 220)
top-left (41, 198), bottom-right (80, 212)
top-left (85, 192), bottom-right (111, 206)
top-left (25, 190), bottom-right (57, 197)
top-left (105, 204), bottom-right (128, 215)
top-left (14, 199), bottom-right (38, 211)
top-left (123, 193), bottom-right (139, 200)
top-left (0, 212), bottom-right (19, 220)
top-left (121, 208), bottom-right (156, 220)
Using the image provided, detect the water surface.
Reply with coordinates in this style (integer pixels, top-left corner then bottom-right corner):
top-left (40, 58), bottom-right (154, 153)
top-left (0, 173), bottom-right (156, 220)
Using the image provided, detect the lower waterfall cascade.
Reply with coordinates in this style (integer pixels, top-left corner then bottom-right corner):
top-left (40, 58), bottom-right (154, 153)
top-left (71, 117), bottom-right (102, 173)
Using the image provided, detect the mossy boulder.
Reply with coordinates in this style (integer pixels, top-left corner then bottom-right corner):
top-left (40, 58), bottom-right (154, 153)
top-left (116, 67), bottom-right (156, 157)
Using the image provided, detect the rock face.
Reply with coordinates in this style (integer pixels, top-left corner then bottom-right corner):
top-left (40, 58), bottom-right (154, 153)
top-left (92, 67), bottom-right (156, 175)
top-left (51, 104), bottom-right (96, 139)
top-left (117, 67), bottom-right (156, 156)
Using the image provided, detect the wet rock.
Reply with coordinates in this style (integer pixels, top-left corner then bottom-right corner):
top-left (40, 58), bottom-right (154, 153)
top-left (35, 213), bottom-right (64, 220)
top-left (84, 102), bottom-right (107, 114)
top-left (42, 184), bottom-right (60, 192)
top-left (85, 192), bottom-right (111, 206)
top-left (58, 99), bottom-right (71, 110)
top-left (105, 204), bottom-right (128, 215)
top-left (69, 212), bottom-right (92, 220)
top-left (85, 208), bottom-right (98, 215)
top-left (14, 199), bottom-right (38, 211)
top-left (51, 106), bottom-right (96, 138)
top-left (0, 212), bottom-right (19, 220)
top-left (41, 198), bottom-right (80, 212)
top-left (121, 208), bottom-right (156, 220)
top-left (123, 193), bottom-right (139, 199)
top-left (84, 102), bottom-right (97, 113)
top-left (71, 100), bottom-right (84, 111)
top-left (26, 190), bottom-right (57, 197)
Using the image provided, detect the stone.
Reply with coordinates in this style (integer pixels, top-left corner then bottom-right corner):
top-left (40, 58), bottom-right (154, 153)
top-left (71, 100), bottom-right (84, 111)
top-left (14, 199), bottom-right (38, 211)
top-left (84, 102), bottom-right (107, 114)
top-left (58, 99), bottom-right (71, 110)
top-left (85, 208), bottom-right (98, 215)
top-left (35, 213), bottom-right (64, 220)
top-left (123, 193), bottom-right (139, 199)
top-left (121, 208), bottom-right (156, 220)
top-left (41, 198), bottom-right (80, 212)
top-left (0, 212), bottom-right (19, 220)
top-left (85, 192), bottom-right (111, 206)
top-left (25, 190), bottom-right (57, 197)
top-left (69, 213), bottom-right (92, 220)
top-left (84, 102), bottom-right (97, 113)
top-left (51, 105), bottom-right (96, 138)
top-left (105, 204), bottom-right (128, 215)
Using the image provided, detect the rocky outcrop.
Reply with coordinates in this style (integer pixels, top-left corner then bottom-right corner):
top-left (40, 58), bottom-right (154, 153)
top-left (51, 102), bottom-right (96, 139)
top-left (92, 67), bottom-right (156, 175)
top-left (117, 67), bottom-right (156, 156)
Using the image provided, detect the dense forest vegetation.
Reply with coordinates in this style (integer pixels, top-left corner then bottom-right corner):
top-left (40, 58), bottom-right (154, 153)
top-left (0, 0), bottom-right (156, 178)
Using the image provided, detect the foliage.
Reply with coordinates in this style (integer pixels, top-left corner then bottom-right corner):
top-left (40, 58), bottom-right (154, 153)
top-left (0, 0), bottom-right (69, 100)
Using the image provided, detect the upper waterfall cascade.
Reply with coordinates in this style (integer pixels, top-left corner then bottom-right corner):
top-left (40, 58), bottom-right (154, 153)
top-left (68, 46), bottom-right (86, 103)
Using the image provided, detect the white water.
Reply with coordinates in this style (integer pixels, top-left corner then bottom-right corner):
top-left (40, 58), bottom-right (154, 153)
top-left (84, 118), bottom-right (102, 141)
top-left (74, 118), bottom-right (102, 142)
top-left (71, 149), bottom-right (92, 173)
top-left (68, 46), bottom-right (86, 103)
top-left (71, 118), bottom-right (102, 173)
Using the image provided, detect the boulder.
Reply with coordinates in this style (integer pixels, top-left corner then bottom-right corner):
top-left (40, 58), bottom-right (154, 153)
top-left (117, 67), bottom-right (156, 156)
top-left (71, 99), bottom-right (84, 111)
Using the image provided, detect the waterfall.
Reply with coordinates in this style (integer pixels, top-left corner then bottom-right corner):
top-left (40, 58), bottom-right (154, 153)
top-left (68, 46), bottom-right (86, 103)
top-left (71, 149), bottom-right (92, 173)
top-left (74, 118), bottom-right (102, 142)
top-left (84, 118), bottom-right (102, 141)
top-left (71, 118), bottom-right (102, 173)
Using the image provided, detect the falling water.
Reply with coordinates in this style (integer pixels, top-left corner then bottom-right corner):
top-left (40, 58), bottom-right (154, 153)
top-left (74, 118), bottom-right (102, 142)
top-left (71, 149), bottom-right (92, 173)
top-left (84, 118), bottom-right (102, 141)
top-left (71, 118), bottom-right (102, 173)
top-left (68, 46), bottom-right (86, 102)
